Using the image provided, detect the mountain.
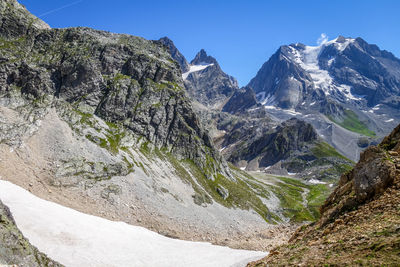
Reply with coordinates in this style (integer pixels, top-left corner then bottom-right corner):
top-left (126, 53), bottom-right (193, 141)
top-left (159, 37), bottom-right (352, 182)
top-left (183, 49), bottom-right (239, 109)
top-left (244, 36), bottom-right (400, 161)
top-left (249, 123), bottom-right (400, 266)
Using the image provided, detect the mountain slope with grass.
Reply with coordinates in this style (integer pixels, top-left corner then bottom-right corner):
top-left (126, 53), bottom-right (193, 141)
top-left (249, 123), bottom-right (400, 266)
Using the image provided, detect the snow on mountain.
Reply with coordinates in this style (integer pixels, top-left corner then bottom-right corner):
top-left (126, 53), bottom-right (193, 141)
top-left (0, 180), bottom-right (266, 267)
top-left (288, 38), bottom-right (360, 100)
top-left (182, 63), bottom-right (215, 80)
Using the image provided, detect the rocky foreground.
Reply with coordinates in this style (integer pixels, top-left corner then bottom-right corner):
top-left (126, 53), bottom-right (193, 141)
top-left (249, 124), bottom-right (400, 266)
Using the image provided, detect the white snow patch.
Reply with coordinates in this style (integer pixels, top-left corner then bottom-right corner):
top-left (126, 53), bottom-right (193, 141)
top-left (385, 118), bottom-right (394, 122)
top-left (287, 172), bottom-right (297, 176)
top-left (308, 179), bottom-right (326, 185)
top-left (182, 63), bottom-right (214, 80)
top-left (329, 184), bottom-right (334, 188)
top-left (264, 105), bottom-right (277, 110)
top-left (240, 167), bottom-right (246, 171)
top-left (264, 166), bottom-right (271, 170)
top-left (310, 101), bottom-right (316, 106)
top-left (0, 181), bottom-right (267, 267)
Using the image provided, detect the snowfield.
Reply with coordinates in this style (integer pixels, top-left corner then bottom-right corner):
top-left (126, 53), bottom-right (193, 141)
top-left (0, 180), bottom-right (266, 267)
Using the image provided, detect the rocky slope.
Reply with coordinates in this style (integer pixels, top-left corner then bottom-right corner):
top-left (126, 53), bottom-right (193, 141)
top-left (249, 123), bottom-right (400, 266)
top-left (0, 200), bottom-right (62, 266)
top-left (246, 36), bottom-right (400, 161)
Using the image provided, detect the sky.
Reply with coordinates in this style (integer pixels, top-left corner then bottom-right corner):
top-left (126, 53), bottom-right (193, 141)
top-left (19, 0), bottom-right (400, 86)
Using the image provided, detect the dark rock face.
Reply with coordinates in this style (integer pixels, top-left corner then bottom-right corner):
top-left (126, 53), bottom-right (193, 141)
top-left (184, 50), bottom-right (239, 108)
top-left (228, 118), bottom-right (318, 167)
top-left (222, 86), bottom-right (259, 114)
top-left (0, 0), bottom-right (226, 175)
top-left (158, 37), bottom-right (190, 73)
top-left (0, 201), bottom-right (62, 266)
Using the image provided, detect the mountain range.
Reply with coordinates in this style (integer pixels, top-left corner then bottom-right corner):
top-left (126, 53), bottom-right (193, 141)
top-left (1, 0), bottom-right (400, 265)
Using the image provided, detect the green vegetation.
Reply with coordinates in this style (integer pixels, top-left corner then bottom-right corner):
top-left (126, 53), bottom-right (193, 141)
top-left (307, 184), bottom-right (331, 218)
top-left (328, 109), bottom-right (376, 137)
top-left (312, 142), bottom-right (349, 160)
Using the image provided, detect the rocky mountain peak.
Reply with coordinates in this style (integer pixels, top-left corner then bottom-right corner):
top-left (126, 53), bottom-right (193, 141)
top-left (191, 49), bottom-right (218, 66)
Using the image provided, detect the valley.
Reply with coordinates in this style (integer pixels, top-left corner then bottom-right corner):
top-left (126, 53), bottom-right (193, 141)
top-left (0, 0), bottom-right (399, 266)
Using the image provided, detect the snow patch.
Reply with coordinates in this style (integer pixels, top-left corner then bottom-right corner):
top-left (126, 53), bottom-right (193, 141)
top-left (182, 63), bottom-right (214, 80)
top-left (385, 118), bottom-right (394, 122)
top-left (308, 179), bottom-right (326, 185)
top-left (0, 181), bottom-right (267, 267)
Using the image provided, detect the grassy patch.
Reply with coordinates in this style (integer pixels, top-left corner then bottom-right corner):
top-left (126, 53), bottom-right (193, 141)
top-left (307, 184), bottom-right (331, 218)
top-left (311, 142), bottom-right (349, 160)
top-left (328, 109), bottom-right (376, 137)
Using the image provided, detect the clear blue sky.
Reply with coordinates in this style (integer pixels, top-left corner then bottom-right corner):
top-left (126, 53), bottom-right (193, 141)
top-left (19, 0), bottom-right (400, 86)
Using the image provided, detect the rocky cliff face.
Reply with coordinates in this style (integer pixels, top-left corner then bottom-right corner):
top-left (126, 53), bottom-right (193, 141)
top-left (222, 86), bottom-right (259, 114)
top-left (249, 123), bottom-right (400, 266)
top-left (0, 200), bottom-right (62, 266)
top-left (0, 0), bottom-right (227, 177)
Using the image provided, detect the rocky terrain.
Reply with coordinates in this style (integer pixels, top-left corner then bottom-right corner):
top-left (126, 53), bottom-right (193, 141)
top-left (248, 123), bottom-right (400, 266)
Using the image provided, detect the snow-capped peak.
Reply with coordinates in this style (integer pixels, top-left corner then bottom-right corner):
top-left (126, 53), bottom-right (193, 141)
top-left (287, 37), bottom-right (360, 100)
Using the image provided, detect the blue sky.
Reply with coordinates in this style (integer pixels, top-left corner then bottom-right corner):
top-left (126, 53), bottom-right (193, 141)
top-left (19, 0), bottom-right (400, 86)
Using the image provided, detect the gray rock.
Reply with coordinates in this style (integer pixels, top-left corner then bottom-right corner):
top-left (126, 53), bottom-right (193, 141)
top-left (158, 37), bottom-right (190, 73)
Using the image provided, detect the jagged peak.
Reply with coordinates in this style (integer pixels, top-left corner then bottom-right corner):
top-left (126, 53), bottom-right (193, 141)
top-left (191, 49), bottom-right (218, 66)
